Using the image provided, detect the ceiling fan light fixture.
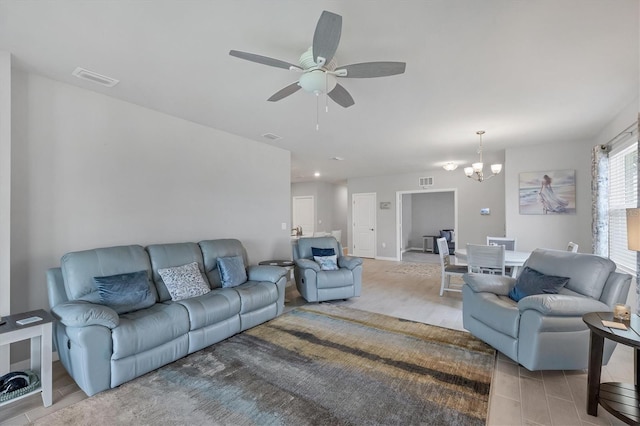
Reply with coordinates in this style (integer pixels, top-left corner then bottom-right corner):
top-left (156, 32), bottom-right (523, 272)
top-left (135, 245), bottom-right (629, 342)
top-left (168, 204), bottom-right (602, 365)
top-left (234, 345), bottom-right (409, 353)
top-left (299, 70), bottom-right (337, 94)
top-left (443, 162), bottom-right (458, 171)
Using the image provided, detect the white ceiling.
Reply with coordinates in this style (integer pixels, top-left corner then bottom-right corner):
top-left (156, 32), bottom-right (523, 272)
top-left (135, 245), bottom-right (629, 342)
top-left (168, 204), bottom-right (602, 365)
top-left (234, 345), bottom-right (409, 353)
top-left (0, 1), bottom-right (638, 183)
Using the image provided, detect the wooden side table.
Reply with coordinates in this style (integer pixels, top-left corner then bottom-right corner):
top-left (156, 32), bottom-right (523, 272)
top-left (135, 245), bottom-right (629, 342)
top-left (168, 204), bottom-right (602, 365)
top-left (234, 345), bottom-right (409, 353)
top-left (583, 312), bottom-right (639, 425)
top-left (0, 309), bottom-right (53, 408)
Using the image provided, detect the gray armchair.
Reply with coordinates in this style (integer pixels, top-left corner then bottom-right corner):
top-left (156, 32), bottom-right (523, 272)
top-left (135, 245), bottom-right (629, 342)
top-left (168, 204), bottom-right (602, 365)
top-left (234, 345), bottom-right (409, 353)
top-left (293, 237), bottom-right (363, 302)
top-left (462, 248), bottom-right (631, 371)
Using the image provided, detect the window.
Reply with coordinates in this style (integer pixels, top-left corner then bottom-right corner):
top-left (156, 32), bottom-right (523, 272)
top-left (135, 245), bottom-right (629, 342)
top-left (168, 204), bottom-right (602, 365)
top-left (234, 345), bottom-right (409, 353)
top-left (608, 136), bottom-right (638, 272)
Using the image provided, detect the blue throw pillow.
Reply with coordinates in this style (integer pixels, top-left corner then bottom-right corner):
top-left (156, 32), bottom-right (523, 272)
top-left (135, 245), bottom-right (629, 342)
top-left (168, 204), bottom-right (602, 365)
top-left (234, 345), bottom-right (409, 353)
top-left (508, 266), bottom-right (570, 302)
top-left (217, 255), bottom-right (247, 288)
top-left (312, 247), bottom-right (335, 257)
top-left (94, 270), bottom-right (155, 314)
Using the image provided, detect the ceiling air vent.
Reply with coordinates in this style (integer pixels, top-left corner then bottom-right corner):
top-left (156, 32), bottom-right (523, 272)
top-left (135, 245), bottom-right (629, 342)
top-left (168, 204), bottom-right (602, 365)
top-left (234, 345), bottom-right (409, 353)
top-left (419, 176), bottom-right (434, 187)
top-left (72, 67), bottom-right (119, 87)
top-left (262, 133), bottom-right (282, 141)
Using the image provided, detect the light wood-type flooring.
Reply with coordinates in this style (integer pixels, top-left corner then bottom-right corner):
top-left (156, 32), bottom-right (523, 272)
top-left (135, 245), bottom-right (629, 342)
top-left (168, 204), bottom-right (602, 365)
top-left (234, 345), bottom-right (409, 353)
top-left (0, 254), bottom-right (633, 425)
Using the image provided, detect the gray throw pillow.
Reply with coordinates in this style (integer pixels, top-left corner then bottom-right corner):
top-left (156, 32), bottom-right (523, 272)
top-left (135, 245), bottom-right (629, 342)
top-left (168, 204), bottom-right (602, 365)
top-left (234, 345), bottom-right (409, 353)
top-left (508, 266), bottom-right (570, 302)
top-left (158, 262), bottom-right (211, 301)
top-left (94, 270), bottom-right (156, 314)
top-left (217, 255), bottom-right (247, 288)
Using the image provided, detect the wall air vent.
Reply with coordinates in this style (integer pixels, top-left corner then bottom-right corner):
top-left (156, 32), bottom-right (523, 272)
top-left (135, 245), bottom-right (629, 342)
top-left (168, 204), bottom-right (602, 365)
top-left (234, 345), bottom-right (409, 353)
top-left (72, 67), bottom-right (119, 87)
top-left (262, 133), bottom-right (282, 141)
top-left (419, 176), bottom-right (434, 187)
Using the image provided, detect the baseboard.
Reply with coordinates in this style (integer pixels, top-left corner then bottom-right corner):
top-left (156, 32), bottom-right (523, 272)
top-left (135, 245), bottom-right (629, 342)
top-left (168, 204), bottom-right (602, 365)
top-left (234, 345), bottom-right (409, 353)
top-left (375, 256), bottom-right (399, 261)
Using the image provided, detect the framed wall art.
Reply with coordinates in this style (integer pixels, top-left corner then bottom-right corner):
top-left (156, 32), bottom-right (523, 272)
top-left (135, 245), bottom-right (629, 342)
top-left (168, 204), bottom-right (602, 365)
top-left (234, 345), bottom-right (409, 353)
top-left (519, 170), bottom-right (576, 215)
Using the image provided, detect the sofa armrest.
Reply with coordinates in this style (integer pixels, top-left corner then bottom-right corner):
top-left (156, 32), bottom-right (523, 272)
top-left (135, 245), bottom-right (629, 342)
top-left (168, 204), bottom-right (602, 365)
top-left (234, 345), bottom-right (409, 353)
top-left (295, 258), bottom-right (321, 272)
top-left (247, 265), bottom-right (287, 283)
top-left (518, 294), bottom-right (610, 316)
top-left (51, 300), bottom-right (119, 329)
top-left (338, 256), bottom-right (363, 270)
top-left (463, 273), bottom-right (516, 295)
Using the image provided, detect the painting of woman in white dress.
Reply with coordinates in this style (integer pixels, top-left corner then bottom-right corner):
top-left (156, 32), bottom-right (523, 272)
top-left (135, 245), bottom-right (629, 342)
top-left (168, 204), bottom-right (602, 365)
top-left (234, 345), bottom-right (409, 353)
top-left (519, 170), bottom-right (575, 215)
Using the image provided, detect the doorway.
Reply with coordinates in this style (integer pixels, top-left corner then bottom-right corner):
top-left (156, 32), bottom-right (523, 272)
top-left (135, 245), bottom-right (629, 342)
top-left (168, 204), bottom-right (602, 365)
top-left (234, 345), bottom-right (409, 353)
top-left (396, 189), bottom-right (457, 262)
top-left (352, 192), bottom-right (376, 258)
top-left (292, 196), bottom-right (314, 236)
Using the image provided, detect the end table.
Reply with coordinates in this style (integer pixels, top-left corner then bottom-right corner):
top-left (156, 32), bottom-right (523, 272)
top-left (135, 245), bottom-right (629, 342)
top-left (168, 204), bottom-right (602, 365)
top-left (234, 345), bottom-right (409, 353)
top-left (583, 311), bottom-right (639, 425)
top-left (0, 309), bottom-right (53, 408)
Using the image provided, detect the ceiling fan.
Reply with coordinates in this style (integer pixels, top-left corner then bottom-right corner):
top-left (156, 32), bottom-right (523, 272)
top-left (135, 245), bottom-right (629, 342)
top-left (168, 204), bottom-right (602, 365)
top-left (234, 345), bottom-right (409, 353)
top-left (229, 10), bottom-right (406, 108)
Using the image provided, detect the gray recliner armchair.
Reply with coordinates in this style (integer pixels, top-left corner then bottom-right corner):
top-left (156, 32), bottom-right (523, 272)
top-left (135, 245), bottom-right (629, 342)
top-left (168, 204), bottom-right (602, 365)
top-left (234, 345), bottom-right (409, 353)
top-left (462, 248), bottom-right (631, 371)
top-left (293, 236), bottom-right (363, 302)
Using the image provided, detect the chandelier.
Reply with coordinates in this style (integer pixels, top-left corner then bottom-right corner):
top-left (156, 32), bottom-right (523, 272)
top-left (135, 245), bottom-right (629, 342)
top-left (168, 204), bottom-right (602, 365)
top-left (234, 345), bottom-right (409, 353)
top-left (464, 130), bottom-right (502, 182)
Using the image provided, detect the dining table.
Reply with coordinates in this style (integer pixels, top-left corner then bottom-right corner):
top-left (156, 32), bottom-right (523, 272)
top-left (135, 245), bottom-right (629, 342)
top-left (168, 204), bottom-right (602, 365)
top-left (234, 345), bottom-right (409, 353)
top-left (454, 248), bottom-right (532, 277)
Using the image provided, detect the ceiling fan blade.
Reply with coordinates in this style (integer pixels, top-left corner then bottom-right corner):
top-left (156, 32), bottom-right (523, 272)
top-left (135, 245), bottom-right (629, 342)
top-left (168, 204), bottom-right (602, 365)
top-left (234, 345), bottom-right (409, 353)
top-left (267, 82), bottom-right (302, 102)
top-left (335, 62), bottom-right (406, 78)
top-left (328, 83), bottom-right (355, 108)
top-left (229, 50), bottom-right (301, 71)
top-left (312, 11), bottom-right (342, 66)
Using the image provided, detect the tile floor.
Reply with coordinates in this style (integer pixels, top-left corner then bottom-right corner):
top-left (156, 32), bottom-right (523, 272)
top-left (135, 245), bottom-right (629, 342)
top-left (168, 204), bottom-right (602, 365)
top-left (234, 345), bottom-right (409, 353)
top-left (0, 255), bottom-right (634, 425)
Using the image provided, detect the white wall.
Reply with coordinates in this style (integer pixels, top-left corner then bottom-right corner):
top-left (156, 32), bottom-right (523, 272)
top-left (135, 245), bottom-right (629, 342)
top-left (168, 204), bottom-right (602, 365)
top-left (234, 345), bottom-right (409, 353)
top-left (505, 98), bottom-right (639, 254)
top-left (505, 139), bottom-right (593, 252)
top-left (348, 154), bottom-right (505, 259)
top-left (9, 72), bottom-right (291, 361)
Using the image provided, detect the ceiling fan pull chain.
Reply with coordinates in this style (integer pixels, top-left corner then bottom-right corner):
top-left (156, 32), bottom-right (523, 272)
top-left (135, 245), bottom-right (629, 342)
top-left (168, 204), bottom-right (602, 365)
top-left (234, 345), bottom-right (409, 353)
top-left (316, 93), bottom-right (320, 131)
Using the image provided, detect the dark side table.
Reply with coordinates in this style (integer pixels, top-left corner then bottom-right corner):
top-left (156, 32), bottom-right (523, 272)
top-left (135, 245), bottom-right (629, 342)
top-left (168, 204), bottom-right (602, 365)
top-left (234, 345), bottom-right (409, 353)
top-left (583, 312), bottom-right (639, 425)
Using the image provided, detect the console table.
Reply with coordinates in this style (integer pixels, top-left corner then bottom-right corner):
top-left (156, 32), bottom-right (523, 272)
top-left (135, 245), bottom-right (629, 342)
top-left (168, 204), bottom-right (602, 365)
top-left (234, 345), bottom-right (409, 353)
top-left (0, 309), bottom-right (53, 408)
top-left (583, 312), bottom-right (639, 424)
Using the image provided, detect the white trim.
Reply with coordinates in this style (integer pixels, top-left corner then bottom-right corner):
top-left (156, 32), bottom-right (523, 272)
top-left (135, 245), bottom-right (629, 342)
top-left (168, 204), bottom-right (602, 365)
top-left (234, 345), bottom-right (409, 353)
top-left (375, 256), bottom-right (397, 261)
top-left (0, 52), bottom-right (11, 373)
top-left (395, 188), bottom-right (458, 262)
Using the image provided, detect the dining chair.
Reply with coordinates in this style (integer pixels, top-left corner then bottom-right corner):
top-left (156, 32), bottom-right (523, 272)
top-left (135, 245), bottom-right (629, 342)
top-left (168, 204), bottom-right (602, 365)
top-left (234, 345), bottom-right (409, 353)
top-left (437, 237), bottom-right (467, 296)
top-left (466, 243), bottom-right (506, 275)
top-left (486, 236), bottom-right (517, 251)
top-left (567, 242), bottom-right (579, 252)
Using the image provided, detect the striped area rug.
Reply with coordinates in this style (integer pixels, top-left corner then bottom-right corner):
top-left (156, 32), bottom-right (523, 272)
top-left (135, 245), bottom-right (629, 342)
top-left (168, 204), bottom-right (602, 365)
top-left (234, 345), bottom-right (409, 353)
top-left (37, 304), bottom-right (495, 426)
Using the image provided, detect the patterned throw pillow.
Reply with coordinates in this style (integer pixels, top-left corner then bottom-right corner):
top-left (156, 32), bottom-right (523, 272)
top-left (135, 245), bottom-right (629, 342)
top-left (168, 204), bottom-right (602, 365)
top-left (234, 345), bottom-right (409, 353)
top-left (314, 255), bottom-right (339, 271)
top-left (157, 262), bottom-right (211, 301)
top-left (94, 270), bottom-right (156, 314)
top-left (217, 255), bottom-right (247, 288)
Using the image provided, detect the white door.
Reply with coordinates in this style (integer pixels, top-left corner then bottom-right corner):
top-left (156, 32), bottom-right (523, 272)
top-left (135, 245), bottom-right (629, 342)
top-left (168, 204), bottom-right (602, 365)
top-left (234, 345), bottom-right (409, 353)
top-left (292, 196), bottom-right (314, 236)
top-left (352, 193), bottom-right (376, 258)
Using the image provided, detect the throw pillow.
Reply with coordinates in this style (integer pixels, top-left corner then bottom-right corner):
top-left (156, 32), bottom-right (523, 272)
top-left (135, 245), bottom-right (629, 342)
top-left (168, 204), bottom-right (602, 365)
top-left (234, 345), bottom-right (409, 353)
top-left (312, 247), bottom-right (335, 257)
top-left (314, 254), bottom-right (339, 271)
top-left (94, 270), bottom-right (156, 314)
top-left (157, 262), bottom-right (211, 301)
top-left (217, 255), bottom-right (247, 288)
top-left (440, 230), bottom-right (452, 241)
top-left (508, 266), bottom-right (570, 302)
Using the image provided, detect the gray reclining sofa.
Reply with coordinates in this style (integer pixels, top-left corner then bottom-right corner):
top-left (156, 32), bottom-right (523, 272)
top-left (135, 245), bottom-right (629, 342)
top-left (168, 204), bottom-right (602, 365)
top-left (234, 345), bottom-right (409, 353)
top-left (463, 248), bottom-right (631, 371)
top-left (47, 239), bottom-right (287, 396)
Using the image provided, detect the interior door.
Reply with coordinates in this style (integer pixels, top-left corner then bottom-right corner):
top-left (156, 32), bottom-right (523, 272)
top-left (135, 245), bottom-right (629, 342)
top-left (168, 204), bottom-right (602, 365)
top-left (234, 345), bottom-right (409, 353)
top-left (292, 196), bottom-right (314, 236)
top-left (352, 193), bottom-right (376, 258)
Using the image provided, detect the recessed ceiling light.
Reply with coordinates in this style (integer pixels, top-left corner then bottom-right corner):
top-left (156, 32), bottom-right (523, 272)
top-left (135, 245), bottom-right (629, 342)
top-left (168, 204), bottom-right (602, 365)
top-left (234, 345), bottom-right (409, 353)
top-left (262, 133), bottom-right (282, 141)
top-left (72, 67), bottom-right (119, 87)
top-left (331, 156), bottom-right (345, 161)
top-left (314, 172), bottom-right (320, 177)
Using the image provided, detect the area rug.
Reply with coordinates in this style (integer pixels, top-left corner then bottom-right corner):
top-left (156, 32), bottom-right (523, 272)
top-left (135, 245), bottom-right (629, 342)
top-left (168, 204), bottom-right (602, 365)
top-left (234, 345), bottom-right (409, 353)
top-left (386, 261), bottom-right (442, 278)
top-left (36, 304), bottom-right (495, 426)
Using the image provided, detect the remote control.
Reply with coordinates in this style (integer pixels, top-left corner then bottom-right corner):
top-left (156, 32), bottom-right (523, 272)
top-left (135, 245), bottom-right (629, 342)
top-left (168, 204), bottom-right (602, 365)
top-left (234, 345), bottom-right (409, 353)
top-left (16, 316), bottom-right (42, 325)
